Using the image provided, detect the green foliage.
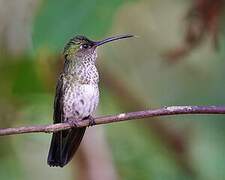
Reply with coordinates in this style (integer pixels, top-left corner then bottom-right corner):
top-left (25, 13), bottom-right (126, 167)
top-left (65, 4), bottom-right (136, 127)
top-left (0, 57), bottom-right (44, 98)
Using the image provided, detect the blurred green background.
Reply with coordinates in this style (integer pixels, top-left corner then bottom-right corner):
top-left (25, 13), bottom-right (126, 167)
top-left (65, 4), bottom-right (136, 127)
top-left (0, 0), bottom-right (225, 179)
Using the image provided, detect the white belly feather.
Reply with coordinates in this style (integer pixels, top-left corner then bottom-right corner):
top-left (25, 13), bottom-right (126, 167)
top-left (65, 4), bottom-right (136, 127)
top-left (63, 84), bottom-right (99, 120)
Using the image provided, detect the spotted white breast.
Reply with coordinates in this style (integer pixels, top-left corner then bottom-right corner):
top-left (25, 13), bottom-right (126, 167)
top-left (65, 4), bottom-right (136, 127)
top-left (63, 82), bottom-right (99, 121)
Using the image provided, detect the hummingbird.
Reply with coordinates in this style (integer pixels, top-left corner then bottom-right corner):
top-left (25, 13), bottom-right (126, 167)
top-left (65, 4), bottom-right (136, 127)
top-left (47, 34), bottom-right (134, 167)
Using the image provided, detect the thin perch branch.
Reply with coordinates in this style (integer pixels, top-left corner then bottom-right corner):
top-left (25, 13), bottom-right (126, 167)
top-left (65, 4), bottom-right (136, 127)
top-left (0, 106), bottom-right (225, 136)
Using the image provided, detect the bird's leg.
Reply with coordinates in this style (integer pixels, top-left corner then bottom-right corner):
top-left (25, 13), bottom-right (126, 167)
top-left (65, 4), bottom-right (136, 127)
top-left (66, 117), bottom-right (81, 128)
top-left (83, 115), bottom-right (96, 126)
top-left (88, 116), bottom-right (96, 126)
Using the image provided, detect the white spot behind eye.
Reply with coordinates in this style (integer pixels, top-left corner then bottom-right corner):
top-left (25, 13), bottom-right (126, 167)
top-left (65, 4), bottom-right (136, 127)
top-left (80, 44), bottom-right (89, 50)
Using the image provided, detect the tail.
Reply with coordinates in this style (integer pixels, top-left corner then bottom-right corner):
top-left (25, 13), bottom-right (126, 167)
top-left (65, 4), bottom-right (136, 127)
top-left (47, 127), bottom-right (86, 167)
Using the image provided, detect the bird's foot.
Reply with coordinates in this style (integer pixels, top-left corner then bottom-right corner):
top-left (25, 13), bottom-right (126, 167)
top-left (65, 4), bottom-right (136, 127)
top-left (83, 115), bottom-right (96, 127)
top-left (66, 118), bottom-right (80, 128)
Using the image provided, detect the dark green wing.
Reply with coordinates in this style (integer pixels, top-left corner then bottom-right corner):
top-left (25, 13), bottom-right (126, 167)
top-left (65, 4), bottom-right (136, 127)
top-left (53, 74), bottom-right (64, 124)
top-left (47, 74), bottom-right (64, 166)
top-left (47, 74), bottom-right (86, 167)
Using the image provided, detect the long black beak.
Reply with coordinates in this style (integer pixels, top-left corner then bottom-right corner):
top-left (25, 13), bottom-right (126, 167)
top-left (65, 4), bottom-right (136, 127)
top-left (94, 34), bottom-right (134, 47)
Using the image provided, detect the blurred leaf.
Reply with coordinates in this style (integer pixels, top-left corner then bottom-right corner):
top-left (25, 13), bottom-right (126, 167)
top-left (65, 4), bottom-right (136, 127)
top-left (12, 60), bottom-right (44, 97)
top-left (0, 56), bottom-right (44, 97)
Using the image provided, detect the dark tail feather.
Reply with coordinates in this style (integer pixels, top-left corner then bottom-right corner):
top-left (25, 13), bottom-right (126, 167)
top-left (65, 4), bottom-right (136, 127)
top-left (47, 127), bottom-right (86, 167)
top-left (47, 131), bottom-right (62, 167)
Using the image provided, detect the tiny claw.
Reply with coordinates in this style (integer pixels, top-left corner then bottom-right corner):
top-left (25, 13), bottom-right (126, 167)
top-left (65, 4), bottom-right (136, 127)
top-left (66, 118), bottom-right (79, 127)
top-left (83, 116), bottom-right (96, 126)
top-left (89, 116), bottom-right (96, 126)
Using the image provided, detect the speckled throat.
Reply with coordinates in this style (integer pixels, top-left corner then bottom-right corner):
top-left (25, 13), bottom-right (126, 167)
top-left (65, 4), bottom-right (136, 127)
top-left (63, 50), bottom-right (99, 85)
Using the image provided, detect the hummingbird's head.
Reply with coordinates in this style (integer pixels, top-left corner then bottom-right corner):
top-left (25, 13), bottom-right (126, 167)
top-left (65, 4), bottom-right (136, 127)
top-left (63, 35), bottom-right (96, 60)
top-left (63, 34), bottom-right (134, 60)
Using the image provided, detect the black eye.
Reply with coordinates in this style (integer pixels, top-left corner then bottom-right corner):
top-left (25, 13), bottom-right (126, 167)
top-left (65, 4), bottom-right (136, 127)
top-left (81, 44), bottom-right (89, 49)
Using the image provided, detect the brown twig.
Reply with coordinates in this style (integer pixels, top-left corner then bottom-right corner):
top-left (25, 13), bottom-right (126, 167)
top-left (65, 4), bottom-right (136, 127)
top-left (0, 105), bottom-right (225, 136)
